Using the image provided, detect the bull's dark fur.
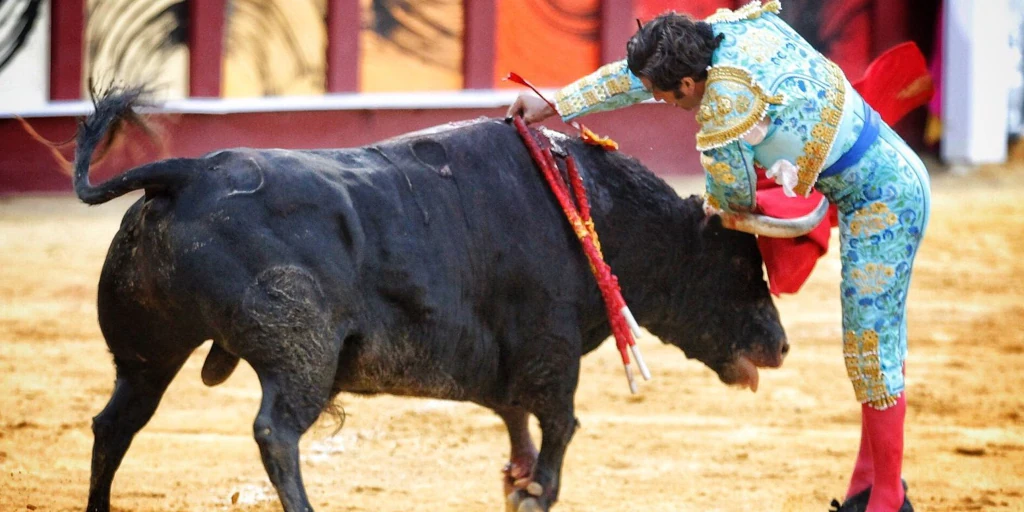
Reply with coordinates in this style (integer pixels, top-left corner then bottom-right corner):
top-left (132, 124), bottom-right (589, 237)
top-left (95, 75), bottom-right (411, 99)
top-left (79, 88), bottom-right (786, 512)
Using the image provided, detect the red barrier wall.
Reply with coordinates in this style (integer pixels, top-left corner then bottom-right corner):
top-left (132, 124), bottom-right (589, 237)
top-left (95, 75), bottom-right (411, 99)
top-left (0, 105), bottom-right (702, 195)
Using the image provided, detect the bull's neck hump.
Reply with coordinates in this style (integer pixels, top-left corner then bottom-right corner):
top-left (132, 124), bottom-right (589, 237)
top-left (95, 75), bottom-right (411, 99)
top-left (572, 148), bottom-right (703, 353)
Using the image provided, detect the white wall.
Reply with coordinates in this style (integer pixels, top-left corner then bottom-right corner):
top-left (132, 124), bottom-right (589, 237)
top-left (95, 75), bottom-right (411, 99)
top-left (943, 0), bottom-right (1012, 165)
top-left (0, 0), bottom-right (50, 111)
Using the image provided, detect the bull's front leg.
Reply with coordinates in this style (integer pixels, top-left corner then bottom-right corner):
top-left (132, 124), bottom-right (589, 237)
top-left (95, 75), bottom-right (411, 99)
top-left (496, 406), bottom-right (538, 498)
top-left (505, 342), bottom-right (581, 512)
top-left (510, 407), bottom-right (578, 512)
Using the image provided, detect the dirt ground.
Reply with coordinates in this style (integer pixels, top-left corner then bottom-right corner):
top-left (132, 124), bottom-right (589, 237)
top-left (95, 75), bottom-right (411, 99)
top-left (1, 166), bottom-right (1022, 512)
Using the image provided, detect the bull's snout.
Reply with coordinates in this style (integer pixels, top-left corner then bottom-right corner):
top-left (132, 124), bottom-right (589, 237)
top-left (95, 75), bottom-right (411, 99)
top-left (746, 337), bottom-right (789, 369)
top-left (723, 337), bottom-right (788, 393)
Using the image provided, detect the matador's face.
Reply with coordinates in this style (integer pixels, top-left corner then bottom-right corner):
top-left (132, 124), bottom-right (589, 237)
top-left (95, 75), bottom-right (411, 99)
top-left (641, 76), bottom-right (706, 111)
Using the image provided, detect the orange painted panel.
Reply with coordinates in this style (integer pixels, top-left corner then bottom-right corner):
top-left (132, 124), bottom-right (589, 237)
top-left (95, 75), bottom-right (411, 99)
top-left (360, 0), bottom-right (464, 92)
top-left (494, 0), bottom-right (601, 89)
top-left (83, 0), bottom-right (189, 100)
top-left (222, 0), bottom-right (326, 98)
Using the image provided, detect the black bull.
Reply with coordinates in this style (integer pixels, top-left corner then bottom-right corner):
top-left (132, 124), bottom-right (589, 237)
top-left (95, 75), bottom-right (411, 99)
top-left (77, 90), bottom-right (788, 512)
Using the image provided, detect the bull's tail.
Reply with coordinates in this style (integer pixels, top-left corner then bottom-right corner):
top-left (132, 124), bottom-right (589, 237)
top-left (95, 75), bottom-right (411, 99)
top-left (73, 87), bottom-right (195, 205)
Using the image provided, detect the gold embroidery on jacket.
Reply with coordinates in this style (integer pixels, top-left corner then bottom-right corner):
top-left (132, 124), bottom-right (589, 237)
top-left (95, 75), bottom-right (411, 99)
top-left (605, 75), bottom-right (634, 95)
top-left (703, 159), bottom-right (737, 185)
top-left (695, 66), bottom-right (784, 151)
top-left (703, 193), bottom-right (722, 211)
top-left (705, 0), bottom-right (782, 24)
top-left (738, 29), bottom-right (783, 63)
top-left (555, 61), bottom-right (633, 117)
top-left (792, 60), bottom-right (847, 197)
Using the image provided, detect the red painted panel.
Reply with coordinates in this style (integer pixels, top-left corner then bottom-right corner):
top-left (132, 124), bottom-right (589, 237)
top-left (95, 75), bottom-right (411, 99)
top-left (188, 0), bottom-right (225, 98)
top-left (0, 106), bottom-right (703, 194)
top-left (326, 0), bottom-right (360, 93)
top-left (601, 0), bottom-right (635, 63)
top-left (634, 0), bottom-right (738, 21)
top-left (50, 0), bottom-right (84, 100)
top-left (819, 1), bottom-right (873, 80)
top-left (464, 0), bottom-right (496, 89)
top-left (873, 0), bottom-right (909, 55)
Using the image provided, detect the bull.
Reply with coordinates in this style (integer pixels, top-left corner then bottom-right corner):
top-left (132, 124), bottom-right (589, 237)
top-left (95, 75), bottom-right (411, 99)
top-left (77, 89), bottom-right (798, 512)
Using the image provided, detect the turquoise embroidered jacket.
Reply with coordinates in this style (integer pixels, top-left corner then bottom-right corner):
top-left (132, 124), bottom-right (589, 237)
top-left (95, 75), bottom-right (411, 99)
top-left (553, 0), bottom-right (869, 212)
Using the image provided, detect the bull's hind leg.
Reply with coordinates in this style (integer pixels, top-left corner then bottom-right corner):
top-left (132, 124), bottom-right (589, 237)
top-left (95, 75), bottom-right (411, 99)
top-left (250, 365), bottom-right (336, 512)
top-left (87, 271), bottom-right (201, 512)
top-left (87, 356), bottom-right (187, 512)
top-left (233, 266), bottom-right (341, 512)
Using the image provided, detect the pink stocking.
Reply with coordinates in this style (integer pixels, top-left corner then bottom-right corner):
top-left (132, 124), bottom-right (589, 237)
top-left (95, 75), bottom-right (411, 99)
top-left (862, 393), bottom-right (906, 511)
top-left (846, 411), bottom-right (874, 499)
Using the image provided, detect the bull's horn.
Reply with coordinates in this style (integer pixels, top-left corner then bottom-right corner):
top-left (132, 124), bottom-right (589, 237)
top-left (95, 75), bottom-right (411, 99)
top-left (721, 198), bottom-right (830, 238)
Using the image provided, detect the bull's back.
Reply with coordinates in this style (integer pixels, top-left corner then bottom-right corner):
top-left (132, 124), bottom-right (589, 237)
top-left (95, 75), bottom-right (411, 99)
top-left (101, 120), bottom-right (594, 402)
top-left (297, 119), bottom-right (590, 302)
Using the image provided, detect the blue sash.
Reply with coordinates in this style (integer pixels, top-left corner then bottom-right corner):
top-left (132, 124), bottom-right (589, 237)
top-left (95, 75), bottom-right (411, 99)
top-left (818, 102), bottom-right (880, 179)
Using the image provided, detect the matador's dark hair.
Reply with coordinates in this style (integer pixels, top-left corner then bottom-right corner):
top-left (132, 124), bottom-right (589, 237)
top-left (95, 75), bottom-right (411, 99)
top-left (627, 12), bottom-right (725, 90)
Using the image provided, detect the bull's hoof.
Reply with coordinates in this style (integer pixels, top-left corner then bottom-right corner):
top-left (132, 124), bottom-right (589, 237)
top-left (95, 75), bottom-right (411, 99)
top-left (526, 482), bottom-right (544, 496)
top-left (502, 457), bottom-right (537, 498)
top-left (507, 490), bottom-right (546, 512)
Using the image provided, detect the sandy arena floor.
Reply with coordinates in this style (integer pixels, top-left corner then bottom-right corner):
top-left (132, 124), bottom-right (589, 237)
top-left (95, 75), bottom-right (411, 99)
top-left (1, 167), bottom-right (1022, 512)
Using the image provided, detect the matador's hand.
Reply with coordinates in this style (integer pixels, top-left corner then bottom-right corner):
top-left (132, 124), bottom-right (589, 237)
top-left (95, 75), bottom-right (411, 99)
top-left (506, 93), bottom-right (557, 124)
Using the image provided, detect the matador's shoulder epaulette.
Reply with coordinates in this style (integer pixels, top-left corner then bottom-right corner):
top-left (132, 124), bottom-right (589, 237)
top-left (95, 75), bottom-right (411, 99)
top-left (704, 0), bottom-right (782, 24)
top-left (695, 66), bottom-right (785, 151)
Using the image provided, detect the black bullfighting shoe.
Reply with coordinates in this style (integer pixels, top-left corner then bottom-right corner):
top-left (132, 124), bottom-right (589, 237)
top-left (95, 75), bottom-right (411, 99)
top-left (828, 495), bottom-right (913, 512)
top-left (828, 480), bottom-right (911, 512)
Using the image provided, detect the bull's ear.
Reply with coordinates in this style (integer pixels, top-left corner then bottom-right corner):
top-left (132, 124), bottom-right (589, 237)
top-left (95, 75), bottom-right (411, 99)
top-left (700, 213), bottom-right (724, 235)
top-left (697, 214), bottom-right (724, 253)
